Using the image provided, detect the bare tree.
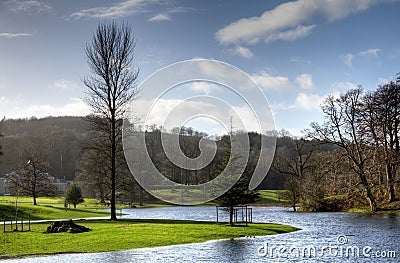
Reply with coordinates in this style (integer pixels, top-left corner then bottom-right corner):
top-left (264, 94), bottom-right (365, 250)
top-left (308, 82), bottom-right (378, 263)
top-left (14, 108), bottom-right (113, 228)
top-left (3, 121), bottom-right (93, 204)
top-left (273, 137), bottom-right (323, 211)
top-left (9, 153), bottom-right (56, 205)
top-left (311, 88), bottom-right (377, 212)
top-left (281, 177), bottom-right (300, 211)
top-left (83, 21), bottom-right (140, 220)
top-left (273, 138), bottom-right (315, 180)
top-left (75, 147), bottom-right (109, 202)
top-left (362, 78), bottom-right (400, 202)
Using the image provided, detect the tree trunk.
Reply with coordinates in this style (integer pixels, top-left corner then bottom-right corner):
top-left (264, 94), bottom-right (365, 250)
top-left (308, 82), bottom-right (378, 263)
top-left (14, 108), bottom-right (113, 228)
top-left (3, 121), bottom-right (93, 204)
top-left (33, 195), bottom-right (37, 205)
top-left (386, 164), bottom-right (396, 202)
top-left (229, 205), bottom-right (234, 226)
top-left (365, 187), bottom-right (377, 213)
top-left (361, 174), bottom-right (377, 213)
top-left (139, 187), bottom-right (143, 206)
top-left (110, 112), bottom-right (117, 221)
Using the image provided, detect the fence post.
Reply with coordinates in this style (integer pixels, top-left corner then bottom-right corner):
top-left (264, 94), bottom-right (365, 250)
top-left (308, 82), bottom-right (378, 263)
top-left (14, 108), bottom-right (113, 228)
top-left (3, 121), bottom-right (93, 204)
top-left (3, 216), bottom-right (5, 233)
top-left (21, 212), bottom-right (23, 232)
top-left (245, 206), bottom-right (248, 226)
top-left (28, 214), bottom-right (30, 231)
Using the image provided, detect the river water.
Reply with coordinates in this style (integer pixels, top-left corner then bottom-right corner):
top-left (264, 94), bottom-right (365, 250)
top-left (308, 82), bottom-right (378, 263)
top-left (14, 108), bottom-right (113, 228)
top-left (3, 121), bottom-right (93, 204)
top-left (3, 206), bottom-right (399, 262)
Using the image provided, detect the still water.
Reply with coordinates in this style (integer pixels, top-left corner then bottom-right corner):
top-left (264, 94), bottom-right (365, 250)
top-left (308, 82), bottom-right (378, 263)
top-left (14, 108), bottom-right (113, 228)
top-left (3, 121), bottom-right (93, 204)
top-left (4, 206), bottom-right (400, 262)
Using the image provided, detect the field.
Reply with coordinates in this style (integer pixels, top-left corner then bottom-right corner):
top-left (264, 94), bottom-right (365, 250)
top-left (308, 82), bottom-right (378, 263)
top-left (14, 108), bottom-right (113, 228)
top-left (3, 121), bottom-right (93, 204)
top-left (0, 219), bottom-right (299, 259)
top-left (0, 196), bottom-right (112, 220)
top-left (255, 190), bottom-right (290, 205)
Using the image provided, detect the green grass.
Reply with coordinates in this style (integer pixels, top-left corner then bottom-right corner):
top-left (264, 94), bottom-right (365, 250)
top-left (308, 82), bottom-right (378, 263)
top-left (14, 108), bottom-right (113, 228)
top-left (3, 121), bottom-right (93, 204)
top-left (346, 201), bottom-right (400, 213)
top-left (0, 219), bottom-right (300, 259)
top-left (345, 207), bottom-right (370, 213)
top-left (0, 196), bottom-right (111, 220)
top-left (256, 190), bottom-right (289, 205)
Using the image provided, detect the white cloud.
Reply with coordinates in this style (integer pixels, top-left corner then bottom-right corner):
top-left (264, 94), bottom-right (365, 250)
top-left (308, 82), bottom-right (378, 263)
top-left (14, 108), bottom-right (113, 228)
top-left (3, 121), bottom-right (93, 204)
top-left (251, 71), bottom-right (295, 91)
top-left (49, 79), bottom-right (80, 90)
top-left (270, 102), bottom-right (296, 111)
top-left (216, 0), bottom-right (382, 45)
top-left (70, 1), bottom-right (193, 20)
top-left (7, 0), bottom-right (52, 14)
top-left (296, 74), bottom-right (314, 90)
top-left (147, 7), bottom-right (194, 22)
top-left (295, 92), bottom-right (324, 111)
top-left (264, 24), bottom-right (316, 43)
top-left (132, 97), bottom-right (273, 135)
top-left (343, 53), bottom-right (354, 67)
top-left (70, 0), bottom-right (159, 19)
top-left (26, 98), bottom-right (90, 117)
top-left (0, 33), bottom-right (32, 38)
top-left (360, 48), bottom-right (380, 58)
top-left (342, 48), bottom-right (380, 66)
top-left (290, 57), bottom-right (311, 64)
top-left (231, 105), bottom-right (264, 133)
top-left (0, 97), bottom-right (90, 119)
top-left (188, 82), bottom-right (221, 95)
top-left (331, 81), bottom-right (358, 90)
top-left (148, 13), bottom-right (171, 22)
top-left (231, 46), bottom-right (254, 58)
top-left (0, 96), bottom-right (10, 104)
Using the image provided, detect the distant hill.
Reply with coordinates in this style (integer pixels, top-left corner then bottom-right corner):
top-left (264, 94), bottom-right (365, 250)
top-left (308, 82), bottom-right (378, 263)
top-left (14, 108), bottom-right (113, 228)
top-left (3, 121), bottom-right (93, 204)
top-left (1, 116), bottom-right (89, 137)
top-left (0, 116), bottom-right (89, 180)
top-left (0, 116), bottom-right (328, 190)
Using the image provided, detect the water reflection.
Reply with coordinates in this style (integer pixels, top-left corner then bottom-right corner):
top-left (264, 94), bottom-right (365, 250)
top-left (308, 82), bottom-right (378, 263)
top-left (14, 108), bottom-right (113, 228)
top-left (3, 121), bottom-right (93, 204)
top-left (3, 206), bottom-right (399, 263)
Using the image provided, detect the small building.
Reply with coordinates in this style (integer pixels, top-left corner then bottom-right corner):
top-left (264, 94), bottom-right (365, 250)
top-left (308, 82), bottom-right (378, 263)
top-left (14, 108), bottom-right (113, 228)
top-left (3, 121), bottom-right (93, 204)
top-left (0, 177), bottom-right (11, 195)
top-left (51, 178), bottom-right (70, 194)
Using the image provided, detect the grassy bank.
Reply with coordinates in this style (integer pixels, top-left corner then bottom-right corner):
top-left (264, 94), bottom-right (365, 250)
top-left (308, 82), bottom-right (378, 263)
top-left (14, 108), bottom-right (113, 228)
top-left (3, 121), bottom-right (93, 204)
top-left (0, 196), bottom-right (175, 220)
top-left (0, 197), bottom-right (111, 220)
top-left (346, 201), bottom-right (400, 213)
top-left (255, 190), bottom-right (289, 206)
top-left (0, 219), bottom-right (300, 259)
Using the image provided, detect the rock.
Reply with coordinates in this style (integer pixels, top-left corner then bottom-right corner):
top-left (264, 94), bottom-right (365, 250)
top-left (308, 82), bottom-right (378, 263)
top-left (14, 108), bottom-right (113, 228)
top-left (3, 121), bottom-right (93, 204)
top-left (44, 220), bottom-right (91, 233)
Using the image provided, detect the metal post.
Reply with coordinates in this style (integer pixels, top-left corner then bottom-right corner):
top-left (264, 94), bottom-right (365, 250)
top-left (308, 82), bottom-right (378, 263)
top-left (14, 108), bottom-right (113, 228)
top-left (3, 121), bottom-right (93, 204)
top-left (28, 214), bottom-right (30, 231)
top-left (3, 216), bottom-right (5, 233)
top-left (216, 206), bottom-right (218, 223)
top-left (21, 212), bottom-right (23, 232)
top-left (245, 206), bottom-right (248, 226)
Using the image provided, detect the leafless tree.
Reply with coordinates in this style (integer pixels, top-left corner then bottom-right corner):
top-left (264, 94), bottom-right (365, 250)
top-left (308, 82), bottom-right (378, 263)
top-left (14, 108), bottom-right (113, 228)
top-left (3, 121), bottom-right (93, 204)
top-left (75, 147), bottom-right (109, 202)
top-left (362, 78), bottom-right (400, 202)
top-left (9, 153), bottom-right (56, 205)
top-left (311, 88), bottom-right (377, 212)
top-left (281, 177), bottom-right (300, 211)
top-left (273, 137), bottom-right (324, 211)
top-left (83, 21), bottom-right (140, 220)
top-left (273, 138), bottom-right (315, 180)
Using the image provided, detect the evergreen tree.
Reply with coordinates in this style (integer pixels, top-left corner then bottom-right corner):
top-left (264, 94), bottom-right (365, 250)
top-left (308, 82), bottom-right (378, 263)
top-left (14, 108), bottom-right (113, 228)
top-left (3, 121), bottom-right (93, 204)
top-left (65, 184), bottom-right (84, 208)
top-left (216, 135), bottom-right (260, 225)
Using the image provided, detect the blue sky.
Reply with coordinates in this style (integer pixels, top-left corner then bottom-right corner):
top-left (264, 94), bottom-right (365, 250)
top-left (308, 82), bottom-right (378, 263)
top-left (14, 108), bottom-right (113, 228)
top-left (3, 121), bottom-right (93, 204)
top-left (1, 0), bottom-right (400, 135)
